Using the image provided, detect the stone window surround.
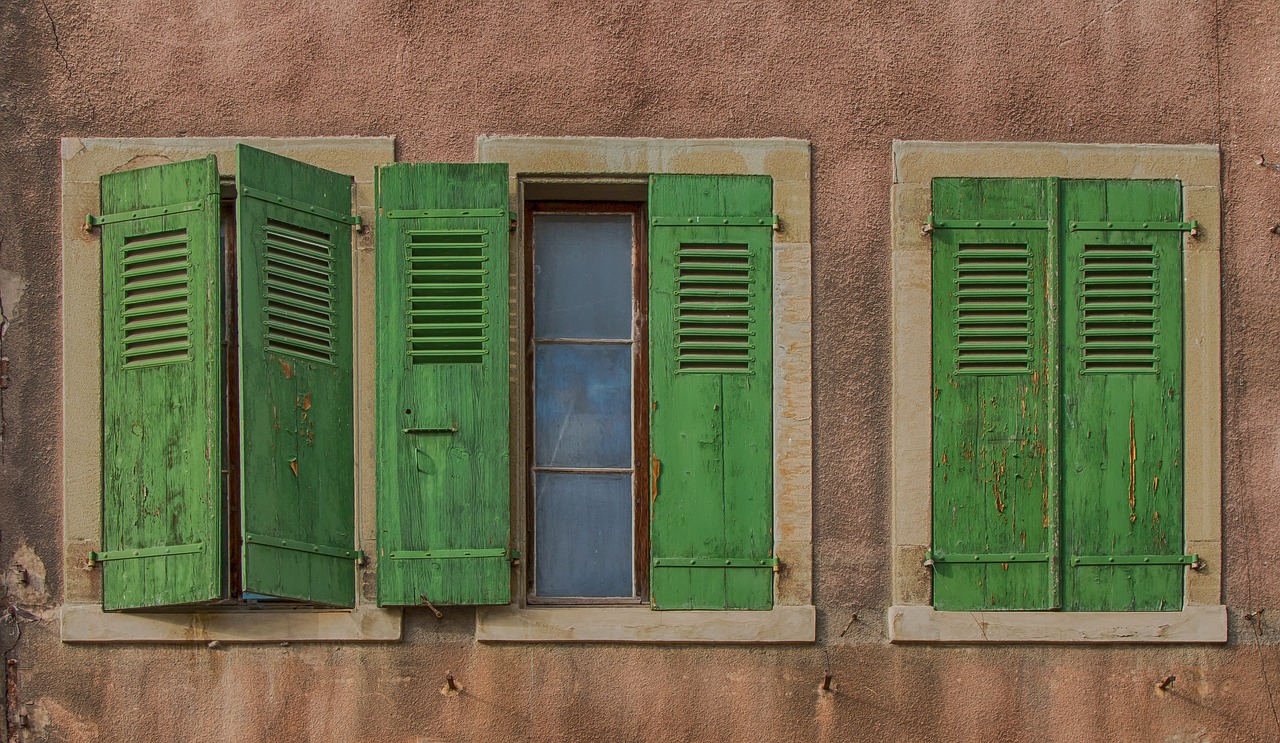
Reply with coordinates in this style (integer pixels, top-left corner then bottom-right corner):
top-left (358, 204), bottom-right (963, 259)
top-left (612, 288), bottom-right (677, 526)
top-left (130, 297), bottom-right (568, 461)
top-left (888, 141), bottom-right (1226, 643)
top-left (60, 136), bottom-right (815, 644)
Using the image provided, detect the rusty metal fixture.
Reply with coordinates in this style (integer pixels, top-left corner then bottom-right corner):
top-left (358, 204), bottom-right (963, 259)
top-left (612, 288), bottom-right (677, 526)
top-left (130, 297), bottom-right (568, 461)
top-left (419, 594), bottom-right (444, 620)
top-left (1156, 675), bottom-right (1176, 691)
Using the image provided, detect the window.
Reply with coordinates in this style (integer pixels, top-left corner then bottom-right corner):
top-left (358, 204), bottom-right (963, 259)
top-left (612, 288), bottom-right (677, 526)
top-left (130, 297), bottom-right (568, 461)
top-left (526, 203), bottom-right (648, 604)
top-left (472, 137), bottom-right (815, 642)
top-left (91, 146), bottom-right (359, 611)
top-left (62, 137), bottom-right (398, 642)
top-left (374, 164), bottom-right (789, 622)
top-left (61, 136), bottom-right (813, 644)
top-left (889, 142), bottom-right (1225, 643)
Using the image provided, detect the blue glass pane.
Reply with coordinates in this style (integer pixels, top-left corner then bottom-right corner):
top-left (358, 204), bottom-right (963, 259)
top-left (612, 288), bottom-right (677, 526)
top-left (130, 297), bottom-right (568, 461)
top-left (535, 343), bottom-right (631, 468)
top-left (533, 214), bottom-right (633, 340)
top-left (535, 472), bottom-right (633, 598)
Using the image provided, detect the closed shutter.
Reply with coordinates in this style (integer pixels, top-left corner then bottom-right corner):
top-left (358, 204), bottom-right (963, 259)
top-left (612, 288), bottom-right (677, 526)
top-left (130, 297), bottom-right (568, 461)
top-left (98, 156), bottom-right (223, 610)
top-left (930, 178), bottom-right (1059, 611)
top-left (375, 163), bottom-right (512, 606)
top-left (235, 145), bottom-right (358, 607)
top-left (647, 174), bottom-right (775, 610)
top-left (1061, 179), bottom-right (1185, 611)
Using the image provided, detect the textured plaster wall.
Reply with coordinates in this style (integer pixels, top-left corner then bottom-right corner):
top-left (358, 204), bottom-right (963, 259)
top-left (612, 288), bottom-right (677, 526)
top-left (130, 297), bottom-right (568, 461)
top-left (3, 0), bottom-right (1280, 740)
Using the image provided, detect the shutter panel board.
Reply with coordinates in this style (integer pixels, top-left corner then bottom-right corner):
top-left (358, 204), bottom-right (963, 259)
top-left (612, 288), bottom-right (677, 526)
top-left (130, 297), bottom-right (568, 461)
top-left (375, 163), bottom-right (511, 606)
top-left (236, 145), bottom-right (357, 607)
top-left (1061, 179), bottom-right (1184, 611)
top-left (930, 178), bottom-right (1059, 611)
top-left (100, 156), bottom-right (223, 610)
top-left (648, 174), bottom-right (774, 610)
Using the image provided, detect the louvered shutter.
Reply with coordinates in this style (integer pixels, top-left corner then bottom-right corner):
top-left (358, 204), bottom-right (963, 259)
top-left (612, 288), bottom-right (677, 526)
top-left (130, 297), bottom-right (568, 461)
top-left (235, 145), bottom-right (358, 607)
top-left (375, 163), bottom-right (511, 606)
top-left (98, 156), bottom-right (223, 610)
top-left (1061, 179), bottom-right (1185, 611)
top-left (930, 178), bottom-right (1059, 611)
top-left (647, 174), bottom-right (774, 610)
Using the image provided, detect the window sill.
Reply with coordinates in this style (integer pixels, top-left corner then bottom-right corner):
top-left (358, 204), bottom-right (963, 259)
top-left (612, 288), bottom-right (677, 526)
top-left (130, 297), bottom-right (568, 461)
top-left (887, 605), bottom-right (1227, 643)
top-left (476, 604), bottom-right (816, 643)
top-left (60, 603), bottom-right (402, 643)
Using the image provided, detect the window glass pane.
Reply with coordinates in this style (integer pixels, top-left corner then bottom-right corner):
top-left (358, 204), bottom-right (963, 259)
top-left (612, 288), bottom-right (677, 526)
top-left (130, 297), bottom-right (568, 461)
top-left (535, 472), bottom-right (633, 598)
top-left (533, 213), bottom-right (633, 340)
top-left (534, 343), bottom-right (631, 468)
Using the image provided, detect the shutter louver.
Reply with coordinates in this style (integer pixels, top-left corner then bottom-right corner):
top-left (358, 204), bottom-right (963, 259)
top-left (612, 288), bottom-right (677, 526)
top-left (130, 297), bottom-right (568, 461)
top-left (406, 229), bottom-right (489, 364)
top-left (236, 144), bottom-right (357, 608)
top-left (375, 163), bottom-right (512, 607)
top-left (99, 156), bottom-right (223, 610)
top-left (648, 174), bottom-right (774, 610)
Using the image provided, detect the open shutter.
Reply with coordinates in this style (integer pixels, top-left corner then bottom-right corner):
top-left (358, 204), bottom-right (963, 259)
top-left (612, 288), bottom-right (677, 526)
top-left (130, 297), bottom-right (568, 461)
top-left (97, 156), bottom-right (223, 610)
top-left (1061, 179), bottom-right (1186, 611)
top-left (930, 178), bottom-right (1059, 611)
top-left (235, 145), bottom-right (358, 607)
top-left (648, 174), bottom-right (774, 610)
top-left (375, 163), bottom-right (511, 606)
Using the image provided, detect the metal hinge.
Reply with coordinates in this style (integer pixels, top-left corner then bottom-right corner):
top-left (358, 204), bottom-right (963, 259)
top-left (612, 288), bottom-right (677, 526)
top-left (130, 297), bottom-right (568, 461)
top-left (244, 532), bottom-right (361, 560)
top-left (651, 557), bottom-right (780, 569)
top-left (926, 214), bottom-right (1050, 231)
top-left (650, 215), bottom-right (780, 230)
top-left (924, 551), bottom-right (1051, 565)
top-left (1070, 553), bottom-right (1199, 566)
top-left (89, 542), bottom-right (204, 563)
top-left (385, 208), bottom-right (506, 219)
top-left (238, 186), bottom-right (361, 226)
top-left (85, 200), bottom-right (204, 231)
top-left (1069, 220), bottom-right (1198, 233)
top-left (388, 548), bottom-right (508, 560)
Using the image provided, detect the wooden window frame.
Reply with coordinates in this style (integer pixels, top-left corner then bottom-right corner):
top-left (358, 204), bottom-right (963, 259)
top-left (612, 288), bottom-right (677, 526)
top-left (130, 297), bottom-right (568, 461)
top-left (523, 201), bottom-right (650, 606)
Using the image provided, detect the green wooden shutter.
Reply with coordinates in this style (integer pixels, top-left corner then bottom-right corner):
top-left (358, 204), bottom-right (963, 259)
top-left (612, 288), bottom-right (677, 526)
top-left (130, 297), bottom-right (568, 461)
top-left (375, 163), bottom-right (511, 606)
top-left (235, 145), bottom-right (358, 607)
top-left (98, 156), bottom-right (223, 610)
top-left (930, 178), bottom-right (1059, 611)
top-left (648, 174), bottom-right (775, 610)
top-left (1061, 179), bottom-right (1185, 611)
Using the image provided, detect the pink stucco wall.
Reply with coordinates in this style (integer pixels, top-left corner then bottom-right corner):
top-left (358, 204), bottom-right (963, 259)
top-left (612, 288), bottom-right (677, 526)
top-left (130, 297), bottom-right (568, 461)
top-left (3, 0), bottom-right (1280, 740)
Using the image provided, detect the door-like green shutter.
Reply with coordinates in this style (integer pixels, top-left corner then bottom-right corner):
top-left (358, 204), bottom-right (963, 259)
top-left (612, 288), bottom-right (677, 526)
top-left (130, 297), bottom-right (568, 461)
top-left (1061, 179), bottom-right (1185, 611)
top-left (375, 163), bottom-right (511, 606)
top-left (99, 156), bottom-right (223, 610)
top-left (648, 174), bottom-right (774, 610)
top-left (930, 178), bottom-right (1059, 611)
top-left (235, 145), bottom-right (358, 607)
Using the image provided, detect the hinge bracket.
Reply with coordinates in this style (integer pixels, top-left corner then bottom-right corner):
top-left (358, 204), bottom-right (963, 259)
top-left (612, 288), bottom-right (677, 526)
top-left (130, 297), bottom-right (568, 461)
top-left (925, 551), bottom-right (1051, 564)
top-left (652, 557), bottom-right (780, 569)
top-left (650, 215), bottom-right (779, 229)
top-left (388, 548), bottom-right (507, 560)
top-left (244, 532), bottom-right (361, 560)
top-left (86, 200), bottom-right (204, 230)
top-left (1070, 554), bottom-right (1198, 566)
top-left (1069, 220), bottom-right (1197, 233)
top-left (385, 208), bottom-right (506, 219)
top-left (89, 542), bottom-right (204, 563)
top-left (238, 186), bottom-right (360, 226)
